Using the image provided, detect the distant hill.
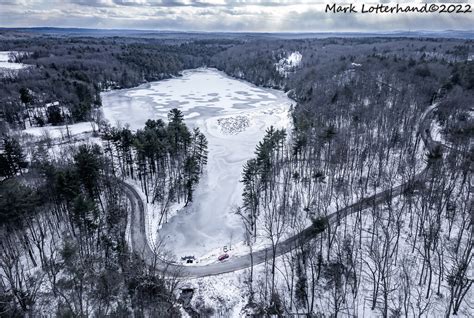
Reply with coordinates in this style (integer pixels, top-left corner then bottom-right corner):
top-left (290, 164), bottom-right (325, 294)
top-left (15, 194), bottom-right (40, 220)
top-left (0, 27), bottom-right (473, 39)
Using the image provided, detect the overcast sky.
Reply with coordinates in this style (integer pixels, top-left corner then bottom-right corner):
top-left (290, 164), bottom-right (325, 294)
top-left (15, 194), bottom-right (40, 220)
top-left (0, 0), bottom-right (472, 32)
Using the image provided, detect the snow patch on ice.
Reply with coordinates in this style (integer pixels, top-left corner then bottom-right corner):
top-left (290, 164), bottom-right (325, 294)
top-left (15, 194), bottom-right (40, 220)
top-left (216, 115), bottom-right (250, 135)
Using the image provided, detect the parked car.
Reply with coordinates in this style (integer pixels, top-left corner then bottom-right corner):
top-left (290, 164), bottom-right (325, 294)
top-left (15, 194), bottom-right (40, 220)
top-left (218, 253), bottom-right (229, 261)
top-left (181, 256), bottom-right (196, 264)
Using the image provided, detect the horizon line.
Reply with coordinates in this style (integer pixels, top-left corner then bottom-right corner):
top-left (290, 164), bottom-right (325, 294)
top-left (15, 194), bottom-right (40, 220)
top-left (1, 26), bottom-right (473, 34)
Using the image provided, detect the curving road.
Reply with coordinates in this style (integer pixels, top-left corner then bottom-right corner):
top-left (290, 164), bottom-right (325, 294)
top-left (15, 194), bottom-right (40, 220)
top-left (123, 103), bottom-right (441, 278)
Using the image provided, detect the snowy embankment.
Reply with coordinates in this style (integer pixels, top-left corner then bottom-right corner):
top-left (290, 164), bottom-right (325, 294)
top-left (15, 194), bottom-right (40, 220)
top-left (125, 178), bottom-right (185, 254)
top-left (101, 68), bottom-right (293, 261)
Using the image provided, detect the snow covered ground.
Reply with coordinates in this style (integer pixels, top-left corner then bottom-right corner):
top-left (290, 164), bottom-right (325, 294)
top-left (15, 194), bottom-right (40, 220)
top-left (0, 51), bottom-right (30, 76)
top-left (22, 122), bottom-right (95, 139)
top-left (101, 68), bottom-right (293, 260)
top-left (180, 269), bottom-right (250, 317)
top-left (276, 51), bottom-right (302, 76)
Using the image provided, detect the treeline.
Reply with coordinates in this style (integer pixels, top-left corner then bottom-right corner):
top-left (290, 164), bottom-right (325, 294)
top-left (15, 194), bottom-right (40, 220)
top-left (210, 37), bottom-right (473, 134)
top-left (0, 36), bottom-right (229, 130)
top-left (0, 112), bottom-right (206, 316)
top-left (2, 35), bottom-right (472, 138)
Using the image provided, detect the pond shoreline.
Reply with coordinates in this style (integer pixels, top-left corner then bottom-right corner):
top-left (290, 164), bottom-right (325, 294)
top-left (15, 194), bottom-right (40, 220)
top-left (101, 67), bottom-right (294, 259)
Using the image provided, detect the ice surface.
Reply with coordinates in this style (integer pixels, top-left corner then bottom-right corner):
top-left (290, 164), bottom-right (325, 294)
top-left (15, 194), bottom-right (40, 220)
top-left (101, 68), bottom-right (293, 258)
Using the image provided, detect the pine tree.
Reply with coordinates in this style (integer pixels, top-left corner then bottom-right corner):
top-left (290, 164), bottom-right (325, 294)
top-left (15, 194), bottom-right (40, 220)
top-left (1, 137), bottom-right (26, 178)
top-left (241, 158), bottom-right (260, 238)
top-left (167, 108), bottom-right (190, 155)
top-left (73, 144), bottom-right (103, 198)
top-left (183, 156), bottom-right (199, 206)
top-left (192, 128), bottom-right (208, 173)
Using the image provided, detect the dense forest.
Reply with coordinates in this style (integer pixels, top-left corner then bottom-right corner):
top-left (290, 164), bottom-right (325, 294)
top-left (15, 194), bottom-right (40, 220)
top-left (0, 32), bottom-right (472, 316)
top-left (0, 108), bottom-right (207, 316)
top-left (214, 37), bottom-right (472, 316)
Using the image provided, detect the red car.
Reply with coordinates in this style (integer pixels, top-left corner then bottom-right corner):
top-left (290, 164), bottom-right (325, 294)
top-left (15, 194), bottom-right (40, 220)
top-left (218, 253), bottom-right (229, 261)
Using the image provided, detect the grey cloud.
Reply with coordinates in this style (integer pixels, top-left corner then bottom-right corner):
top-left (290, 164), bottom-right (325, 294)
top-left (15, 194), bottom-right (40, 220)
top-left (0, 0), bottom-right (472, 32)
top-left (67, 0), bottom-right (218, 8)
top-left (67, 0), bottom-right (113, 7)
top-left (67, 0), bottom-right (329, 8)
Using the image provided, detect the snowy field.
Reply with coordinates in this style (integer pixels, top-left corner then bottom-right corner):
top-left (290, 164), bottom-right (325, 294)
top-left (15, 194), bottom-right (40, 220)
top-left (22, 122), bottom-right (95, 139)
top-left (0, 51), bottom-right (30, 76)
top-left (101, 68), bottom-right (293, 259)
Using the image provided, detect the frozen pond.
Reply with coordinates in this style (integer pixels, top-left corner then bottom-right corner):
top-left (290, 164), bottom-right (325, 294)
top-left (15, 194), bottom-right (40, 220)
top-left (101, 68), bottom-right (292, 258)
